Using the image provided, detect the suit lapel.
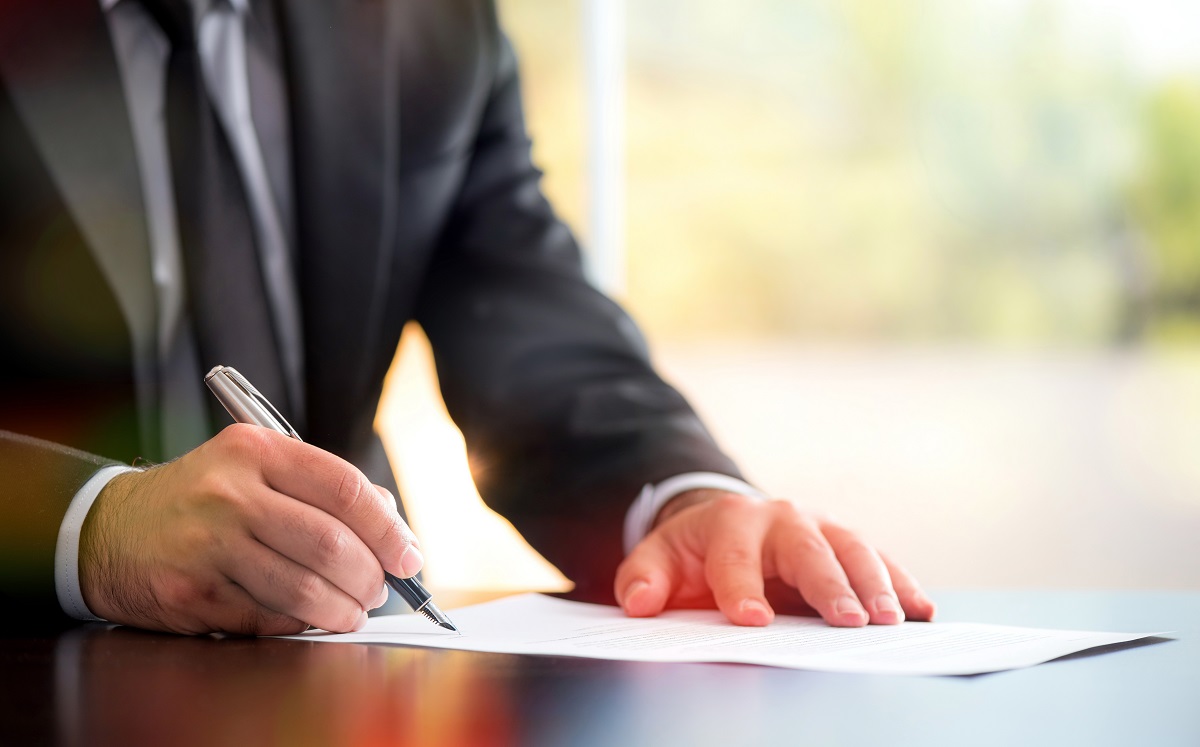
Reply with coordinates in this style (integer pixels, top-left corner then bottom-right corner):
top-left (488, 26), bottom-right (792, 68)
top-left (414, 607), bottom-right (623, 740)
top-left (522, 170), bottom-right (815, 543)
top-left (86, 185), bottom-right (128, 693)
top-left (275, 0), bottom-right (401, 445)
top-left (0, 0), bottom-right (161, 458)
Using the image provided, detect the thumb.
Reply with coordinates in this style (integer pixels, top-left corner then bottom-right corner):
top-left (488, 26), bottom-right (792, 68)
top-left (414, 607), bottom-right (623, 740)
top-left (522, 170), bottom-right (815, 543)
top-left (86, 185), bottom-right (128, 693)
top-left (615, 535), bottom-right (677, 618)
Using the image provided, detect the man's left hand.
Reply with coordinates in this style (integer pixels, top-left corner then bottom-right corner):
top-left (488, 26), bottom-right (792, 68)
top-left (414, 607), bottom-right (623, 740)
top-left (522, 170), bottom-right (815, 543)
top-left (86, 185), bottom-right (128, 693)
top-left (615, 490), bottom-right (935, 627)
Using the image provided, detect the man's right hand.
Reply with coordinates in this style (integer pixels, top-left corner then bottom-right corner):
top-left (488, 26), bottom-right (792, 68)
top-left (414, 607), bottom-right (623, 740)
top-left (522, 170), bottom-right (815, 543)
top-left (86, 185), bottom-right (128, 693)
top-left (78, 424), bottom-right (423, 635)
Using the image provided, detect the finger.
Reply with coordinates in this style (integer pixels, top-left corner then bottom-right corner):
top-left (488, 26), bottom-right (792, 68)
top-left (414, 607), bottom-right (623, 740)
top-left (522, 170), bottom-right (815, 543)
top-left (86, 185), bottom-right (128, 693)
top-left (220, 539), bottom-right (367, 633)
top-left (154, 571), bottom-right (310, 636)
top-left (373, 485), bottom-right (410, 544)
top-left (823, 524), bottom-right (903, 625)
top-left (373, 485), bottom-right (424, 577)
top-left (770, 514), bottom-right (868, 627)
top-left (880, 551), bottom-right (936, 621)
top-left (244, 430), bottom-right (420, 578)
top-left (704, 497), bottom-right (773, 626)
top-left (196, 582), bottom-right (311, 636)
top-left (615, 534), bottom-right (678, 618)
top-left (246, 487), bottom-right (384, 609)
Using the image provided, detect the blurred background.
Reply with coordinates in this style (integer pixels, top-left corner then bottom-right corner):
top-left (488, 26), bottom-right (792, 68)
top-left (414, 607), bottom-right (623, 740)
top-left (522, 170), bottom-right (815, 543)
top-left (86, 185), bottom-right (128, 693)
top-left (380, 0), bottom-right (1200, 595)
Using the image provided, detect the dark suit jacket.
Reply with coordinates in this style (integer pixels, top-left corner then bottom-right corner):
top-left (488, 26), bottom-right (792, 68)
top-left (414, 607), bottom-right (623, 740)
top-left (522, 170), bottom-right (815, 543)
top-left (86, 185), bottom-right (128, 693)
top-left (0, 0), bottom-right (742, 625)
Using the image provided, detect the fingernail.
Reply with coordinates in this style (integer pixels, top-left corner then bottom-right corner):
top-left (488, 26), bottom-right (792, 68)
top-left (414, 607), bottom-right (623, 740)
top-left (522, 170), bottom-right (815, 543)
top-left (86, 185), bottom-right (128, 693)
top-left (623, 580), bottom-right (650, 606)
top-left (354, 610), bottom-right (368, 631)
top-left (875, 594), bottom-right (904, 623)
top-left (371, 584), bottom-right (389, 610)
top-left (836, 595), bottom-right (866, 621)
top-left (399, 545), bottom-right (424, 578)
top-left (738, 599), bottom-right (772, 626)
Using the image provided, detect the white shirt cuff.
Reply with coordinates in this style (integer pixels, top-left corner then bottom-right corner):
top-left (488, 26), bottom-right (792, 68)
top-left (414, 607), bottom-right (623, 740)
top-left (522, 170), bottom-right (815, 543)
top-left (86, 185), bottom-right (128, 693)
top-left (55, 464), bottom-right (138, 621)
top-left (623, 472), bottom-right (768, 554)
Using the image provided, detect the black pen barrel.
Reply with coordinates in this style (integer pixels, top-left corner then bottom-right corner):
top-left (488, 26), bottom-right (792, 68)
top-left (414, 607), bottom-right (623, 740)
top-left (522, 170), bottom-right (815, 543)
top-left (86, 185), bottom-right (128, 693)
top-left (385, 571), bottom-right (432, 611)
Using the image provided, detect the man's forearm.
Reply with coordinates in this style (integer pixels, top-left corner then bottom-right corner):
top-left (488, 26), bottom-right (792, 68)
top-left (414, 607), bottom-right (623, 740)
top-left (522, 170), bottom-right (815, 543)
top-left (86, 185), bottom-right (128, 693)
top-left (0, 430), bottom-right (120, 626)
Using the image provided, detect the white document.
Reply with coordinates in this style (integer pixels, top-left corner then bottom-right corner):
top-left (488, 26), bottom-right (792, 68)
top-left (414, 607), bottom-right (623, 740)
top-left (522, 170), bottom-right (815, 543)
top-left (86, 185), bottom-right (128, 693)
top-left (283, 593), bottom-right (1159, 676)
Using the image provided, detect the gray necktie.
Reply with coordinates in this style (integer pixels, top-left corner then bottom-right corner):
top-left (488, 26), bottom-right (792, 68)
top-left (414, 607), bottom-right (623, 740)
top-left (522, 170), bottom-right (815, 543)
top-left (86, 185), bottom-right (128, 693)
top-left (197, 0), bottom-right (306, 425)
top-left (147, 0), bottom-right (295, 438)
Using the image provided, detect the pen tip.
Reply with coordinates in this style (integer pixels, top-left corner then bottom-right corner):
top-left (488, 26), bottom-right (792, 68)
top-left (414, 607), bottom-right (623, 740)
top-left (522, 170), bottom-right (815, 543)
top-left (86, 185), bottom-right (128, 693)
top-left (419, 602), bottom-right (458, 632)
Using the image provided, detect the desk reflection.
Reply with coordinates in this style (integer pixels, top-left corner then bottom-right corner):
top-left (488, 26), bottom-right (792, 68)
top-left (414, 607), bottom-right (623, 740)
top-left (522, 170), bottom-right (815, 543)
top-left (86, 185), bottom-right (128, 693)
top-left (18, 592), bottom-right (1196, 747)
top-left (56, 626), bottom-right (518, 747)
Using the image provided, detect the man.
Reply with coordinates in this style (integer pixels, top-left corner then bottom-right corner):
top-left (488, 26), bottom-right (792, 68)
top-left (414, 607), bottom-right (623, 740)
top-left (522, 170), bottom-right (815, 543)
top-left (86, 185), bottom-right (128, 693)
top-left (0, 0), bottom-right (934, 634)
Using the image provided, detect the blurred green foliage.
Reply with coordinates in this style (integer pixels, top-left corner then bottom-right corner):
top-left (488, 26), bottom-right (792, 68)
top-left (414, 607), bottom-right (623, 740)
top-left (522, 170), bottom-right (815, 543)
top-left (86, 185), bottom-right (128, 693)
top-left (500, 0), bottom-right (1200, 347)
top-left (1130, 81), bottom-right (1200, 342)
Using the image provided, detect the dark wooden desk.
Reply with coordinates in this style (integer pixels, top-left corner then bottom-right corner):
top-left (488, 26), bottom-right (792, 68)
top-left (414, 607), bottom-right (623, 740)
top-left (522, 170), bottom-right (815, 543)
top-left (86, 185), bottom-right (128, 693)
top-left (2, 591), bottom-right (1195, 746)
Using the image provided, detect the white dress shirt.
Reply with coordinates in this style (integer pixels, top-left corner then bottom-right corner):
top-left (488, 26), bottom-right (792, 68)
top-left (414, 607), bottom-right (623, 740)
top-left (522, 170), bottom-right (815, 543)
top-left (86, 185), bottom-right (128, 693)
top-left (55, 0), bottom-right (764, 621)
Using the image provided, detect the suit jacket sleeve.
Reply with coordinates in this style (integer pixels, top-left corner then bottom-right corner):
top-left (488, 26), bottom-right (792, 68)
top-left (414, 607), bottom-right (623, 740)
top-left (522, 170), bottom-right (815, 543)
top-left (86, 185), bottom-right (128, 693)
top-left (414, 22), bottom-right (743, 602)
top-left (0, 430), bottom-right (117, 628)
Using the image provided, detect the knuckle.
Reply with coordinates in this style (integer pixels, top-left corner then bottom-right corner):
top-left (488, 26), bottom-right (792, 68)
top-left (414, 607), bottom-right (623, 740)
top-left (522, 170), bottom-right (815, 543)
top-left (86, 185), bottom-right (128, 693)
top-left (373, 484), bottom-right (395, 503)
top-left (161, 576), bottom-right (219, 615)
top-left (333, 469), bottom-right (372, 516)
top-left (767, 498), bottom-right (801, 519)
top-left (315, 526), bottom-right (350, 567)
top-left (380, 511), bottom-right (409, 547)
top-left (194, 579), bottom-right (223, 607)
top-left (840, 539), bottom-right (876, 564)
top-left (222, 422), bottom-right (271, 457)
top-left (714, 492), bottom-right (761, 514)
top-left (291, 570), bottom-right (325, 609)
top-left (796, 532), bottom-right (831, 556)
top-left (713, 546), bottom-right (759, 570)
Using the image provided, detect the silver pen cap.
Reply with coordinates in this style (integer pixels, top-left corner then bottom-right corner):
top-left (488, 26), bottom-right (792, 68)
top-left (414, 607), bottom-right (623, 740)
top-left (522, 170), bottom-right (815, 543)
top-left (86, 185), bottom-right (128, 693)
top-left (204, 365), bottom-right (301, 438)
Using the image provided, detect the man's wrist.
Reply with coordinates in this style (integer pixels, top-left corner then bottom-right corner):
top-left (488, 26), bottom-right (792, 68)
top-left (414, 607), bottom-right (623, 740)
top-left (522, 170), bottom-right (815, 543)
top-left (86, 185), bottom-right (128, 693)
top-left (78, 468), bottom-right (149, 624)
top-left (651, 488), bottom-right (731, 530)
top-left (623, 472), bottom-right (767, 554)
top-left (56, 464), bottom-right (139, 621)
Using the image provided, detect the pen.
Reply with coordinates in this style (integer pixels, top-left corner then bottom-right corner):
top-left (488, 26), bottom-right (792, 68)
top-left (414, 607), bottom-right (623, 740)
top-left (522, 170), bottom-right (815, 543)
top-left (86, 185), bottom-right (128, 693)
top-left (204, 364), bottom-right (458, 631)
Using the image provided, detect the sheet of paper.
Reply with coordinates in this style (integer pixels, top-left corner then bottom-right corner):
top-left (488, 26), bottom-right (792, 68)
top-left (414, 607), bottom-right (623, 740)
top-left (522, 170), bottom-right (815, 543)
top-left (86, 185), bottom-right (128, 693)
top-left (282, 593), bottom-right (1159, 676)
